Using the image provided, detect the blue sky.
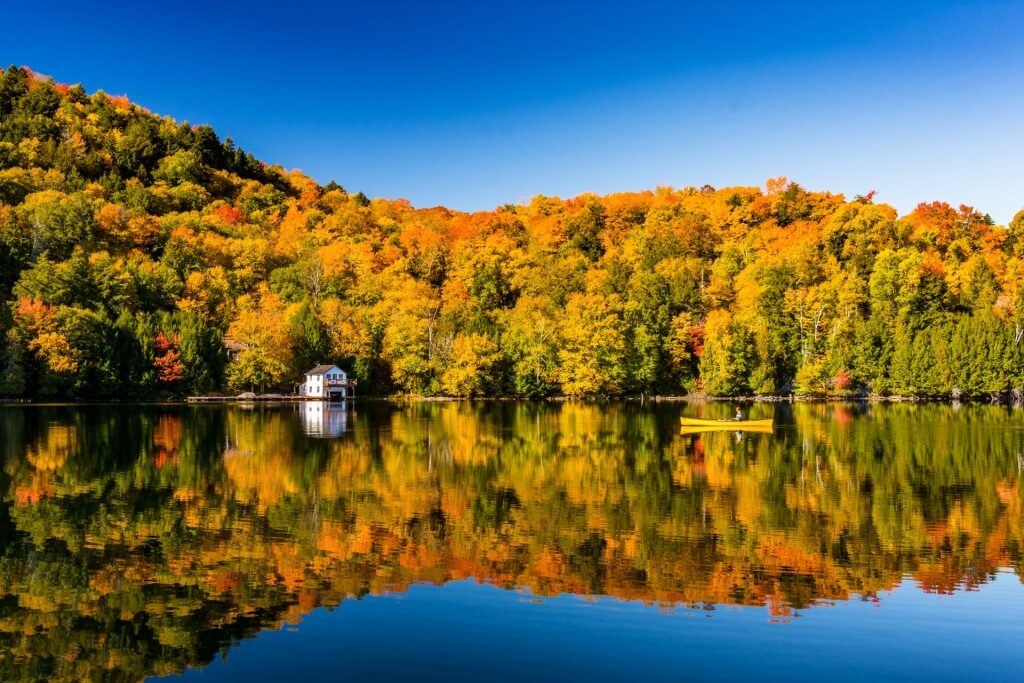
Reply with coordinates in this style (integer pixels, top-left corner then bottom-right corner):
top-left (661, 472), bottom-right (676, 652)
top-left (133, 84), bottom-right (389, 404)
top-left (3, 1), bottom-right (1023, 222)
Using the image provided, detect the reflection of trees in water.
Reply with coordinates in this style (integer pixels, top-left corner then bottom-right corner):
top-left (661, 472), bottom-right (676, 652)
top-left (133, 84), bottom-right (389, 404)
top-left (0, 402), bottom-right (1022, 680)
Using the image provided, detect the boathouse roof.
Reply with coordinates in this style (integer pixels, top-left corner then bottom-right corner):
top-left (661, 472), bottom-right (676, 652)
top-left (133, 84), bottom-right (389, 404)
top-left (305, 364), bottom-right (341, 376)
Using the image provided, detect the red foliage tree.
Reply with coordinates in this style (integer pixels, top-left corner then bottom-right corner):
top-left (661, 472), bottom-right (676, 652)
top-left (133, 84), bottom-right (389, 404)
top-left (154, 333), bottom-right (185, 384)
top-left (689, 323), bottom-right (706, 358)
top-left (213, 204), bottom-right (243, 225)
top-left (834, 369), bottom-right (853, 392)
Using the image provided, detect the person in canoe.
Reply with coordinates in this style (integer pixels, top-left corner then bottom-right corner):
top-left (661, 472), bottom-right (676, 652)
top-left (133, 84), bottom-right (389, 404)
top-left (735, 407), bottom-right (744, 421)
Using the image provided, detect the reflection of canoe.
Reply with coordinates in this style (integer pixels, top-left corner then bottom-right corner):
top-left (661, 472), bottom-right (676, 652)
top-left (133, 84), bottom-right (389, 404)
top-left (680, 417), bottom-right (774, 433)
top-left (681, 425), bottom-right (773, 435)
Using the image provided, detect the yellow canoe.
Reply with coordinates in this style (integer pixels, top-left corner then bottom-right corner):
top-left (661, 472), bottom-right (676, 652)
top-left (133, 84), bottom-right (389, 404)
top-left (679, 417), bottom-right (774, 433)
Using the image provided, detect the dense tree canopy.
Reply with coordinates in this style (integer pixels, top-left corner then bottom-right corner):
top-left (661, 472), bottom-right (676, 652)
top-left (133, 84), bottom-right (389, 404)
top-left (2, 65), bottom-right (1023, 399)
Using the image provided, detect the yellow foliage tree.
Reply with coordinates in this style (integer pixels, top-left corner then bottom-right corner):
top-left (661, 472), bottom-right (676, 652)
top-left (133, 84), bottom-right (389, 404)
top-left (441, 334), bottom-right (498, 397)
top-left (555, 293), bottom-right (627, 396)
top-left (226, 285), bottom-right (294, 391)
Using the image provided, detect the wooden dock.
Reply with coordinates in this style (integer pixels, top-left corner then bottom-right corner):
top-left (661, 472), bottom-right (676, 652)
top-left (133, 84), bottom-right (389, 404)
top-left (186, 394), bottom-right (347, 403)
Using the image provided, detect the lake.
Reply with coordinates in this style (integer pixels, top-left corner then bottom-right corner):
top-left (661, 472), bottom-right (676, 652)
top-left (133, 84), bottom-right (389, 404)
top-left (0, 401), bottom-right (1022, 681)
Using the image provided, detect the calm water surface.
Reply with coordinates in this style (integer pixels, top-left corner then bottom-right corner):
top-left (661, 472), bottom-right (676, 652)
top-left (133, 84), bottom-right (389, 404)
top-left (0, 401), bottom-right (1022, 681)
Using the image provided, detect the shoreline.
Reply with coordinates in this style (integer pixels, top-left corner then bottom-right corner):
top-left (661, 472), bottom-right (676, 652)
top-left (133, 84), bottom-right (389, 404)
top-left (3, 394), bottom-right (1023, 406)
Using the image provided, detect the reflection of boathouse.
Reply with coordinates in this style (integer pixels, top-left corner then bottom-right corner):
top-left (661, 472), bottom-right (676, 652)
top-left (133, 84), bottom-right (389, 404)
top-left (299, 401), bottom-right (349, 438)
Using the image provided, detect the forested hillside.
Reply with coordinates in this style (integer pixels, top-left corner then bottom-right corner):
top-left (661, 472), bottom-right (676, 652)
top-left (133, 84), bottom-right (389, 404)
top-left (1, 65), bottom-right (1023, 399)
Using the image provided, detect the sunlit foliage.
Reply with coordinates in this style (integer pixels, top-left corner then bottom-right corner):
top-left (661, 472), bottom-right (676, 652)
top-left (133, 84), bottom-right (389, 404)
top-left (2, 65), bottom-right (1024, 398)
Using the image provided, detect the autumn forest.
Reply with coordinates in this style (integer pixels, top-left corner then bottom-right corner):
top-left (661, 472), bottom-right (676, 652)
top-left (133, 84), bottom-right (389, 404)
top-left (3, 65), bottom-right (1024, 400)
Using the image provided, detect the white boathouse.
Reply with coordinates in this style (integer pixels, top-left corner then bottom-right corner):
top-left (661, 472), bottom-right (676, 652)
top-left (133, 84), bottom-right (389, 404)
top-left (299, 364), bottom-right (356, 399)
